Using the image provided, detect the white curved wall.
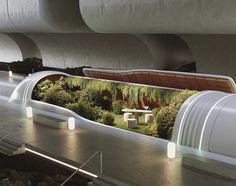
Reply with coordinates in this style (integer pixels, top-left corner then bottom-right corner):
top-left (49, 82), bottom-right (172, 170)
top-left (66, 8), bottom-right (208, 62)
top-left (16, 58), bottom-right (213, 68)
top-left (0, 34), bottom-right (23, 62)
top-left (80, 0), bottom-right (236, 34)
top-left (181, 35), bottom-right (236, 80)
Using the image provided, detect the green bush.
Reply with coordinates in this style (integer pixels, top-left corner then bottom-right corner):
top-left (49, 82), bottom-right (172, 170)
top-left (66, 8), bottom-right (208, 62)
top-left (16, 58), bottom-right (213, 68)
top-left (156, 106), bottom-right (178, 139)
top-left (80, 88), bottom-right (112, 111)
top-left (93, 106), bottom-right (104, 121)
top-left (112, 100), bottom-right (124, 114)
top-left (102, 112), bottom-right (114, 126)
top-left (170, 90), bottom-right (197, 109)
top-left (70, 91), bottom-right (81, 102)
top-left (80, 88), bottom-right (103, 107)
top-left (167, 127), bottom-right (173, 140)
top-left (101, 96), bottom-right (112, 111)
top-left (33, 79), bottom-right (53, 100)
top-left (154, 90), bottom-right (197, 140)
top-left (65, 101), bottom-right (97, 121)
top-left (145, 123), bottom-right (158, 137)
top-left (44, 84), bottom-right (72, 107)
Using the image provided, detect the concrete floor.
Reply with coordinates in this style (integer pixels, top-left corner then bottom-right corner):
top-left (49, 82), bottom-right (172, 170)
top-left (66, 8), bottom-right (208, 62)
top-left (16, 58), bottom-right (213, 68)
top-left (0, 97), bottom-right (235, 186)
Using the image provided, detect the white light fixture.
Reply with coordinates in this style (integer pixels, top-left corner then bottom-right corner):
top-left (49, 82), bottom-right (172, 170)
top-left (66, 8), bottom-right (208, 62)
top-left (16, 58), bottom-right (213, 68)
top-left (9, 71), bottom-right (12, 78)
top-left (68, 117), bottom-right (75, 130)
top-left (167, 142), bottom-right (176, 159)
top-left (26, 106), bottom-right (33, 118)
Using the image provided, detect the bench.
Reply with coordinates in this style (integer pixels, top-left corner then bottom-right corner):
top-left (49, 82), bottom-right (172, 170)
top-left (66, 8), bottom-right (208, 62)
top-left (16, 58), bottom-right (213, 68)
top-left (33, 114), bottom-right (67, 129)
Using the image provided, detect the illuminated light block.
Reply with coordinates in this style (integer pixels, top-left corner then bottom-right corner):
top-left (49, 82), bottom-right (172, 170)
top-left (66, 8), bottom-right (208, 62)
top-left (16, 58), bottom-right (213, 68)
top-left (68, 117), bottom-right (75, 130)
top-left (9, 71), bottom-right (13, 78)
top-left (26, 107), bottom-right (33, 118)
top-left (167, 142), bottom-right (176, 159)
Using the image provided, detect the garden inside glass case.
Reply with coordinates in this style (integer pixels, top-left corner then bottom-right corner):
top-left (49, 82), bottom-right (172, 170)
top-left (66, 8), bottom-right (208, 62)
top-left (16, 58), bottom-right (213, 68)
top-left (32, 75), bottom-right (197, 140)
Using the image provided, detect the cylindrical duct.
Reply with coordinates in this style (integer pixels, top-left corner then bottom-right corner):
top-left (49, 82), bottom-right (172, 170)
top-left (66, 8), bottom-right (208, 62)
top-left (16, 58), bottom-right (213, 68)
top-left (80, 0), bottom-right (236, 34)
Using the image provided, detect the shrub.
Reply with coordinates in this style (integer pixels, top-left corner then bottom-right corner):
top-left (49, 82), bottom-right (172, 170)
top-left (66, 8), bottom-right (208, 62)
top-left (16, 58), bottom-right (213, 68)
top-left (145, 123), bottom-right (158, 137)
top-left (154, 90), bottom-right (197, 139)
top-left (65, 101), bottom-right (97, 121)
top-left (33, 79), bottom-right (53, 100)
top-left (102, 112), bottom-right (114, 126)
top-left (44, 84), bottom-right (72, 107)
top-left (70, 91), bottom-right (81, 102)
top-left (156, 106), bottom-right (178, 139)
top-left (170, 90), bottom-right (197, 109)
top-left (144, 107), bottom-right (160, 137)
top-left (100, 96), bottom-right (112, 111)
top-left (112, 100), bottom-right (124, 114)
top-left (80, 88), bottom-right (112, 111)
top-left (80, 88), bottom-right (103, 107)
top-left (167, 127), bottom-right (173, 140)
top-left (152, 108), bottom-right (161, 123)
top-left (93, 106), bottom-right (104, 121)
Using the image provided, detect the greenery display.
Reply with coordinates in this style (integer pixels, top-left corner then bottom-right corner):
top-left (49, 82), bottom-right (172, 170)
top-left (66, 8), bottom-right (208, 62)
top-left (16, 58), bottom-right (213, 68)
top-left (33, 75), bottom-right (198, 140)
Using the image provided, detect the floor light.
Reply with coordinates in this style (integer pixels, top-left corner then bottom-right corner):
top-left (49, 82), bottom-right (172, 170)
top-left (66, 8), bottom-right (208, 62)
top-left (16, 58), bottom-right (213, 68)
top-left (68, 117), bottom-right (75, 130)
top-left (167, 142), bottom-right (176, 159)
top-left (9, 71), bottom-right (12, 78)
top-left (26, 106), bottom-right (33, 118)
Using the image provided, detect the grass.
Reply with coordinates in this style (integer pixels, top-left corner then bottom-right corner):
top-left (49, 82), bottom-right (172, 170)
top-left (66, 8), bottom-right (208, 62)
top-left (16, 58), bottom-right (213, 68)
top-left (112, 114), bottom-right (150, 135)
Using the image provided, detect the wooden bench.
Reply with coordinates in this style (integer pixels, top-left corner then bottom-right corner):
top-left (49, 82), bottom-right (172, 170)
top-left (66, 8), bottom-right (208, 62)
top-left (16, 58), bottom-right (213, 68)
top-left (33, 114), bottom-right (67, 129)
